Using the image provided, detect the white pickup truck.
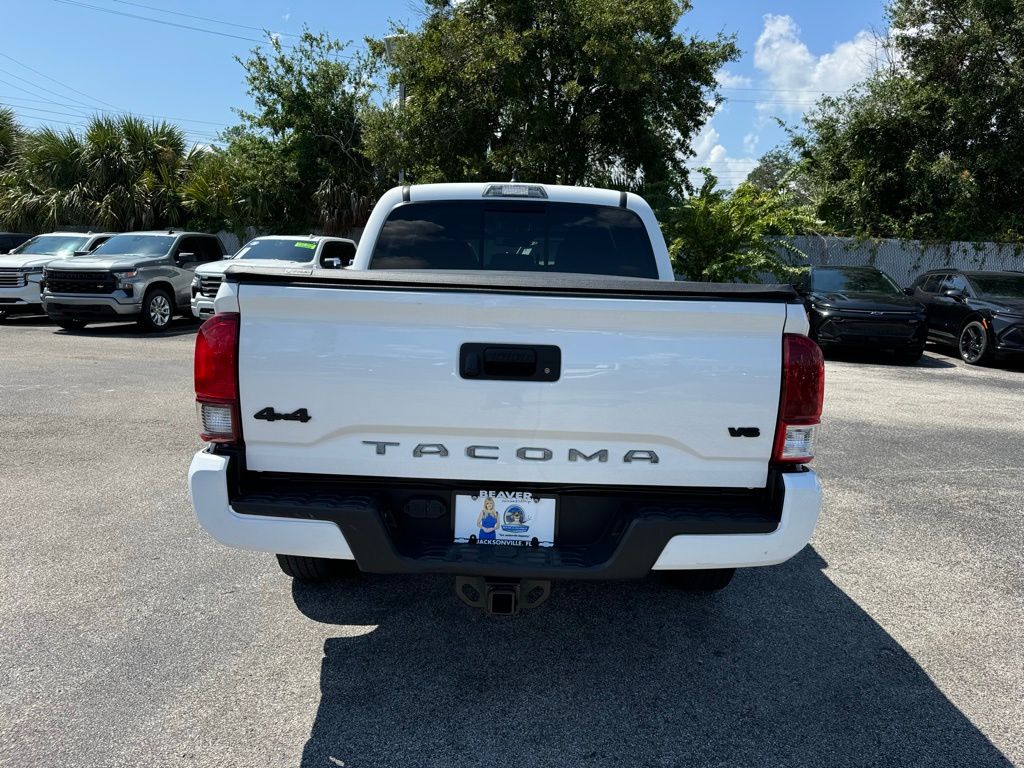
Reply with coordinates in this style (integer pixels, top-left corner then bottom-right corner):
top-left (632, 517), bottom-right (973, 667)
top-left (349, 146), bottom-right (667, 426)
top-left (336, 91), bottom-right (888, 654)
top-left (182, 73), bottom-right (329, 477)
top-left (188, 182), bottom-right (824, 614)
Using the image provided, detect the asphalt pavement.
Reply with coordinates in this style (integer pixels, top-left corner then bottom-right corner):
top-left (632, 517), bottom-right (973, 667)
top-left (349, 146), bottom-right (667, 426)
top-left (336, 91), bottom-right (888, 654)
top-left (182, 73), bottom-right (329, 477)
top-left (0, 315), bottom-right (1021, 768)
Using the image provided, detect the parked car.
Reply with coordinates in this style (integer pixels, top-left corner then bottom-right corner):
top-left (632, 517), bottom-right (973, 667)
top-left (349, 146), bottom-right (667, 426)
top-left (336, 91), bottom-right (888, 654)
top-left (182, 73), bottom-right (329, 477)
top-left (796, 265), bottom-right (929, 363)
top-left (188, 182), bottom-right (824, 615)
top-left (0, 233), bottom-right (32, 254)
top-left (190, 235), bottom-right (356, 319)
top-left (909, 269), bottom-right (1024, 364)
top-left (42, 230), bottom-right (225, 332)
top-left (0, 232), bottom-right (114, 320)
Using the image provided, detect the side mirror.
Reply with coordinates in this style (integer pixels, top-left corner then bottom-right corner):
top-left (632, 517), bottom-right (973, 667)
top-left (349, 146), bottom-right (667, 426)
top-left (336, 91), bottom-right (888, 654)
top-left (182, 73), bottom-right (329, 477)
top-left (320, 256), bottom-right (343, 269)
top-left (176, 252), bottom-right (195, 264)
top-left (943, 289), bottom-right (966, 301)
top-left (903, 287), bottom-right (914, 296)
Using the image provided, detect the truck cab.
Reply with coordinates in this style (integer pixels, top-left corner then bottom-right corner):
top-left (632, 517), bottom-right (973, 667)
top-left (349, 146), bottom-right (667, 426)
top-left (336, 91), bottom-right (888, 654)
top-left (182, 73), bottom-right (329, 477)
top-left (42, 230), bottom-right (225, 331)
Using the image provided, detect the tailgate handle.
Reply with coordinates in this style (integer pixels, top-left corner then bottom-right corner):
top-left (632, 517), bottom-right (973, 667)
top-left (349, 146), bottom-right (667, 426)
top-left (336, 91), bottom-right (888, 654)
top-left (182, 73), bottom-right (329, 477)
top-left (460, 344), bottom-right (560, 382)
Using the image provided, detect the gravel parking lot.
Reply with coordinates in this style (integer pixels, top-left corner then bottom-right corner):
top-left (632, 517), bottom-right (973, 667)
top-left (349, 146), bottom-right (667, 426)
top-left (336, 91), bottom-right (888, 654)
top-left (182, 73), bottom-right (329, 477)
top-left (1, 316), bottom-right (1021, 768)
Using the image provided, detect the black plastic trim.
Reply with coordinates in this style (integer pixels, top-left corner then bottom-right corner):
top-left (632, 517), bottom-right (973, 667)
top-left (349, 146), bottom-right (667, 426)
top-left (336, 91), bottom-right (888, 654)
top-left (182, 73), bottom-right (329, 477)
top-left (223, 266), bottom-right (798, 303)
top-left (227, 468), bottom-right (784, 580)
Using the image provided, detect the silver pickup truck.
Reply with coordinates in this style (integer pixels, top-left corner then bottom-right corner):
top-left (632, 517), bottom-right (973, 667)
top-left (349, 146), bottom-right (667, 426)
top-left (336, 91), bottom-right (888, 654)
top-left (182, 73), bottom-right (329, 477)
top-left (42, 230), bottom-right (225, 331)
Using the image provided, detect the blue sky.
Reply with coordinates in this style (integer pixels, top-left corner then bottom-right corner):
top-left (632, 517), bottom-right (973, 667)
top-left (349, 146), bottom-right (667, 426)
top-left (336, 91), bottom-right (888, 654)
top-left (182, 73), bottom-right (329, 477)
top-left (2, 0), bottom-right (887, 185)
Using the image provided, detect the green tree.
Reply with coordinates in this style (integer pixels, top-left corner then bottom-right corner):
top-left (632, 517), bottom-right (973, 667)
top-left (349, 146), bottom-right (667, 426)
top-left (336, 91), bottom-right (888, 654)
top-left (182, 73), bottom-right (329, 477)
top-left (365, 0), bottom-right (738, 186)
top-left (0, 107), bottom-right (19, 171)
top-left (662, 173), bottom-right (816, 282)
top-left (795, 0), bottom-right (1024, 241)
top-left (228, 30), bottom-right (379, 233)
top-left (0, 115), bottom-right (202, 231)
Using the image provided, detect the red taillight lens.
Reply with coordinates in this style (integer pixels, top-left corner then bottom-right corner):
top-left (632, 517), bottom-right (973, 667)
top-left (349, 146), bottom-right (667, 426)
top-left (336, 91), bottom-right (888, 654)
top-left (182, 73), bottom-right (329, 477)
top-left (772, 333), bottom-right (824, 464)
top-left (195, 312), bottom-right (240, 443)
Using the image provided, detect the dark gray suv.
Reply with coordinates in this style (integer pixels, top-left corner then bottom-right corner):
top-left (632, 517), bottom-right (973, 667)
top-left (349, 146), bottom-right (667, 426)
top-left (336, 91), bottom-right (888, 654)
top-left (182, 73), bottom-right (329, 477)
top-left (42, 231), bottom-right (225, 331)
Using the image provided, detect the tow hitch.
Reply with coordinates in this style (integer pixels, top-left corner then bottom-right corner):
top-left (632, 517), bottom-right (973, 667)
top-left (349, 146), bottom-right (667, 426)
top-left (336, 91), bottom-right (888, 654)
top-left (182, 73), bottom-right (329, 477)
top-left (455, 576), bottom-right (552, 615)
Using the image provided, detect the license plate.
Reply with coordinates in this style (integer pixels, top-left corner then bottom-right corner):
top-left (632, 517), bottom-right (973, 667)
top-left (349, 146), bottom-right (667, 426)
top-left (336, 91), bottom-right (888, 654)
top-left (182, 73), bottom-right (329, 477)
top-left (454, 491), bottom-right (556, 547)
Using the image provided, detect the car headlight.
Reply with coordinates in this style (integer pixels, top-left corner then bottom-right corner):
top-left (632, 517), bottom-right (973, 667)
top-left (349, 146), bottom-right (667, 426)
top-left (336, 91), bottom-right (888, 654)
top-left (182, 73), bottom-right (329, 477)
top-left (191, 275), bottom-right (201, 288)
top-left (113, 270), bottom-right (139, 291)
top-left (810, 303), bottom-right (834, 314)
top-left (21, 267), bottom-right (44, 282)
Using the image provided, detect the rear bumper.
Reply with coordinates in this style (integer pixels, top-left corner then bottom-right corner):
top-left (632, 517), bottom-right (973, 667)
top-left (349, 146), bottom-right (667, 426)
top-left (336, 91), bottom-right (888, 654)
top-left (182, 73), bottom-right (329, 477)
top-left (188, 451), bottom-right (822, 576)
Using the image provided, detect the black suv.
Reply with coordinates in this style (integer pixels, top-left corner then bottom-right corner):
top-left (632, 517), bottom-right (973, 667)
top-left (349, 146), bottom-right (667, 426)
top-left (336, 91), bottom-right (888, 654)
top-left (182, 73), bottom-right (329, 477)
top-left (908, 270), bottom-right (1024, 364)
top-left (796, 265), bottom-right (929, 362)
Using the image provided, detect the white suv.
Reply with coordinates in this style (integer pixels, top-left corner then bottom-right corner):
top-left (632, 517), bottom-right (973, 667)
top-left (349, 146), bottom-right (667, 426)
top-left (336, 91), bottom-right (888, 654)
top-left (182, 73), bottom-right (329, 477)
top-left (0, 232), bottom-right (114, 320)
top-left (191, 235), bottom-right (356, 319)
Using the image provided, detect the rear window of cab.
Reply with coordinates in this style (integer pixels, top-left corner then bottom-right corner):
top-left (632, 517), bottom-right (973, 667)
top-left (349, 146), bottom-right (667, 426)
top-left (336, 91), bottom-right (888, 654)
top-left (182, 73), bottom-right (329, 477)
top-left (369, 200), bottom-right (658, 279)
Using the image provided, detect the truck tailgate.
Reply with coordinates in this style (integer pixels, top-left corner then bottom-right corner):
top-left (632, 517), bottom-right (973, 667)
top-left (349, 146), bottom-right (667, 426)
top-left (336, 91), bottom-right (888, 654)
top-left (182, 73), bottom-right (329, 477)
top-left (234, 279), bottom-right (789, 489)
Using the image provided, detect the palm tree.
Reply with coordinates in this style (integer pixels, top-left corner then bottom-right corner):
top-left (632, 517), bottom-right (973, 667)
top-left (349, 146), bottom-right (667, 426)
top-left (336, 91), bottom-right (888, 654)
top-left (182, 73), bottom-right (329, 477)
top-left (0, 107), bottom-right (19, 171)
top-left (0, 115), bottom-right (199, 231)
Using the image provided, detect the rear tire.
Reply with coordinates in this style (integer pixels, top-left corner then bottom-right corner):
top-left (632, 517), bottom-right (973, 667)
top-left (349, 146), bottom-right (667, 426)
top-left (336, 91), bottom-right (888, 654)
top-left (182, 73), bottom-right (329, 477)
top-left (138, 287), bottom-right (174, 332)
top-left (56, 318), bottom-right (87, 331)
top-left (958, 320), bottom-right (994, 365)
top-left (895, 346), bottom-right (924, 365)
top-left (657, 568), bottom-right (736, 592)
top-left (276, 554), bottom-right (359, 581)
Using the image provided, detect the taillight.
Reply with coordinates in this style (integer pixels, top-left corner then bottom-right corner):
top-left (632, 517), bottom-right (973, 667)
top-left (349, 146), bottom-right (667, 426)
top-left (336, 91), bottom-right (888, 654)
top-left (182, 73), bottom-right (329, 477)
top-left (772, 333), bottom-right (824, 464)
top-left (195, 312), bottom-right (240, 444)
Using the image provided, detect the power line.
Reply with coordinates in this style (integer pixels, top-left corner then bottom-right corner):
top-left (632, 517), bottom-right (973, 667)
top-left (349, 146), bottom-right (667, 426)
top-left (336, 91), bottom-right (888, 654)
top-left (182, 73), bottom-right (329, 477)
top-left (0, 95), bottom-right (227, 128)
top-left (52, 0), bottom-right (359, 61)
top-left (3, 102), bottom-right (223, 138)
top-left (0, 51), bottom-right (119, 109)
top-left (107, 0), bottom-right (301, 38)
top-left (0, 66), bottom-right (98, 111)
top-left (52, 0), bottom-right (270, 44)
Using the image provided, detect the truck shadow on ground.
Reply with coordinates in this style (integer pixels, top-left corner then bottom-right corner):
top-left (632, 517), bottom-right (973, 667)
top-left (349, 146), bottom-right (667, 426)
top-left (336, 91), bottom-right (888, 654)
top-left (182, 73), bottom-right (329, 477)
top-left (291, 548), bottom-right (1010, 768)
top-left (823, 346), bottom-right (957, 368)
top-left (52, 318), bottom-right (199, 338)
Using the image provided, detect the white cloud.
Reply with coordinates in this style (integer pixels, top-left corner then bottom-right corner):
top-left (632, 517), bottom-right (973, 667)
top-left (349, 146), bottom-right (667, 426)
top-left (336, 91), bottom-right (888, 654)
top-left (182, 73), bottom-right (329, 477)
top-left (716, 69), bottom-right (752, 89)
top-left (743, 132), bottom-right (759, 155)
top-left (283, 12), bottom-right (291, 22)
top-left (753, 14), bottom-right (879, 115)
top-left (688, 118), bottom-right (758, 189)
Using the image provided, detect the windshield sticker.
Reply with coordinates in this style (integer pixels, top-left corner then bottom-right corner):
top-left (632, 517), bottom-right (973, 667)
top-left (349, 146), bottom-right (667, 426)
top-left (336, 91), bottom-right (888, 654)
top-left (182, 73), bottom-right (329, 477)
top-left (294, 241), bottom-right (317, 249)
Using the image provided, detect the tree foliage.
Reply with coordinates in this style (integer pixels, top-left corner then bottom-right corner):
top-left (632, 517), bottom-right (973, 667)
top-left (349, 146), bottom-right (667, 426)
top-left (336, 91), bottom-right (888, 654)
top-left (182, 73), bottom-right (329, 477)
top-left (364, 0), bottom-right (738, 186)
top-left (794, 0), bottom-right (1024, 241)
top-left (0, 116), bottom-right (206, 232)
top-left (662, 174), bottom-right (816, 282)
top-left (227, 31), bottom-right (378, 234)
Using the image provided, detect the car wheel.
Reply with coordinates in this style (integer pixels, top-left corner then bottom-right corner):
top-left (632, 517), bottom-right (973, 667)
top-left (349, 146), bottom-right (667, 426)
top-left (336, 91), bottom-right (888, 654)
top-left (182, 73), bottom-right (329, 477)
top-left (275, 554), bottom-right (359, 581)
top-left (896, 346), bottom-right (924, 365)
top-left (958, 320), bottom-right (994, 365)
top-left (656, 568), bottom-right (736, 592)
top-left (138, 288), bottom-right (174, 332)
top-left (56, 318), bottom-right (87, 331)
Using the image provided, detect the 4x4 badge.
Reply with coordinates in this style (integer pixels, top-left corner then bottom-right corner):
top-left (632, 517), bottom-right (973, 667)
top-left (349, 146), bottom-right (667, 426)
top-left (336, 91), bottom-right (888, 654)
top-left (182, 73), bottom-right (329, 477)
top-left (254, 407), bottom-right (311, 423)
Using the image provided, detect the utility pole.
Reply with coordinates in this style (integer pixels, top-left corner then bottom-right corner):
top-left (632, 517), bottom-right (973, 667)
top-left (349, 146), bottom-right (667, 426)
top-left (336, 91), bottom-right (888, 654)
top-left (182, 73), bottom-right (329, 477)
top-left (384, 34), bottom-right (408, 184)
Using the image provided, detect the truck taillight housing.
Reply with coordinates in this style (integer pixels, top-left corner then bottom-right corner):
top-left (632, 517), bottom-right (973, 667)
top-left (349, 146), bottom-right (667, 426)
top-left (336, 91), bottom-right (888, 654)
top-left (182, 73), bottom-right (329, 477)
top-left (195, 312), bottom-right (240, 444)
top-left (772, 333), bottom-right (824, 464)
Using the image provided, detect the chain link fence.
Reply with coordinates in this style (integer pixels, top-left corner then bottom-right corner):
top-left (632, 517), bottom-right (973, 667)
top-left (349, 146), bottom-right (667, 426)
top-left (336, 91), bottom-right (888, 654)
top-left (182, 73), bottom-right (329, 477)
top-left (775, 236), bottom-right (1024, 287)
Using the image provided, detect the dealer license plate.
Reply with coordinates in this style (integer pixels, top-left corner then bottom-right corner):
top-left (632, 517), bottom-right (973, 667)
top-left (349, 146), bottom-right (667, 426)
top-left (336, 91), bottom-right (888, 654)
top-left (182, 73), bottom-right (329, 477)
top-left (453, 491), bottom-right (556, 547)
